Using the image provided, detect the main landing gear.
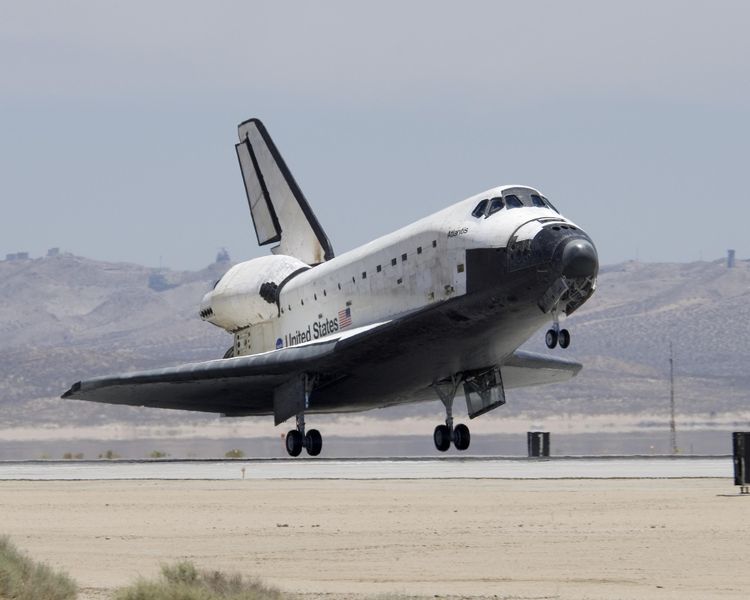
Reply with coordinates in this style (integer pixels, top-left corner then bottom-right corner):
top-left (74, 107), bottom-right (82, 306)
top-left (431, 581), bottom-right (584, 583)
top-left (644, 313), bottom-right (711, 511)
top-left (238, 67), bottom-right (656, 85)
top-left (285, 413), bottom-right (322, 457)
top-left (545, 311), bottom-right (571, 349)
top-left (432, 376), bottom-right (471, 452)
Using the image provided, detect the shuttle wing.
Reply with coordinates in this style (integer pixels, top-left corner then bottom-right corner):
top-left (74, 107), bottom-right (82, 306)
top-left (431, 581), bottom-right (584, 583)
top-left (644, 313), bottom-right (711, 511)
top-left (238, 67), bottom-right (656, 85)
top-left (63, 323), bottom-right (580, 418)
top-left (62, 339), bottom-right (340, 416)
top-left (61, 322), bottom-right (389, 416)
top-left (501, 350), bottom-right (581, 388)
top-left (235, 118), bottom-right (334, 265)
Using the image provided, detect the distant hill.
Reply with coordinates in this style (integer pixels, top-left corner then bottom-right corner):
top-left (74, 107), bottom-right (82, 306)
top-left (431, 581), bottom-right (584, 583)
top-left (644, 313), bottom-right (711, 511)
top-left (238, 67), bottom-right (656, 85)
top-left (0, 254), bottom-right (231, 426)
top-left (1, 253), bottom-right (748, 427)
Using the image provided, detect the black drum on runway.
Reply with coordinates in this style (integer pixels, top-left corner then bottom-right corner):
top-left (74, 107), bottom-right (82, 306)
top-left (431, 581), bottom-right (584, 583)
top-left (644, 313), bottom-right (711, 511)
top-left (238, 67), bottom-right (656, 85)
top-left (732, 432), bottom-right (750, 487)
top-left (528, 431), bottom-right (550, 457)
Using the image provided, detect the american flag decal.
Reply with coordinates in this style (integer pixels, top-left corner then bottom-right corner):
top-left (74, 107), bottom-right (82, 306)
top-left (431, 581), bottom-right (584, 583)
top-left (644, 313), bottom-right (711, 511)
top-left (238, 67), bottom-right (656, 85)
top-left (338, 307), bottom-right (352, 329)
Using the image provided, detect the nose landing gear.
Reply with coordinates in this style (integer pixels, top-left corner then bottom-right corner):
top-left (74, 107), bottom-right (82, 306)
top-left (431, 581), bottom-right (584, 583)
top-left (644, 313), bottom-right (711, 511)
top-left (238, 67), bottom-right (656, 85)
top-left (545, 311), bottom-right (571, 349)
top-left (545, 327), bottom-right (571, 349)
top-left (432, 376), bottom-right (471, 452)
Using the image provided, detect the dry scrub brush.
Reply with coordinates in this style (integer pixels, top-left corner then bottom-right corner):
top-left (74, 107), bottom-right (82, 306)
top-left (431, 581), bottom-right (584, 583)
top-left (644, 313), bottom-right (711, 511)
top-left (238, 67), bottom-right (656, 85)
top-left (113, 561), bottom-right (284, 600)
top-left (0, 535), bottom-right (77, 600)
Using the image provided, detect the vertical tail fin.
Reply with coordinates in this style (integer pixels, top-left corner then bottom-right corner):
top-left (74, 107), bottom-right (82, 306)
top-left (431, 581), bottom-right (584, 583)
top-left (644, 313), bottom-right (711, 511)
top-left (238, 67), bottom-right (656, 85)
top-left (235, 119), bottom-right (334, 265)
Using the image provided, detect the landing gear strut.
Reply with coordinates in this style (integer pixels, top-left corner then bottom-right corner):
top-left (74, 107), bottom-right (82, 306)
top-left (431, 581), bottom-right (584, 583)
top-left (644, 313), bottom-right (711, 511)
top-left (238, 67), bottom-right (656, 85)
top-left (545, 310), bottom-right (570, 349)
top-left (432, 376), bottom-right (471, 452)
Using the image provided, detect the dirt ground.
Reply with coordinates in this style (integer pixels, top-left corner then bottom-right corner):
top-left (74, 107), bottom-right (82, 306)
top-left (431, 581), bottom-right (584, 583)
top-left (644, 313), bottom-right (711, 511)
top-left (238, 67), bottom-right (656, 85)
top-left (0, 478), bottom-right (747, 599)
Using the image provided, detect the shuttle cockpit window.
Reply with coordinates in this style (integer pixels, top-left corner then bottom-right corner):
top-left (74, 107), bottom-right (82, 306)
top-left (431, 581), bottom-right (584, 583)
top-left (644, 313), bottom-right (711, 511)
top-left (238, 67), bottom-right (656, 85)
top-left (487, 196), bottom-right (505, 216)
top-left (471, 199), bottom-right (488, 218)
top-left (504, 194), bottom-right (523, 209)
top-left (531, 193), bottom-right (559, 212)
top-left (476, 191), bottom-right (558, 218)
top-left (530, 194), bottom-right (546, 207)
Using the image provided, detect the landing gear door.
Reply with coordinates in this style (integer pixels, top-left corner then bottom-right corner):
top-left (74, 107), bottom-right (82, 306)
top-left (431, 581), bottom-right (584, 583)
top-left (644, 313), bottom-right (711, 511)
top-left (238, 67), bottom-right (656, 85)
top-left (464, 368), bottom-right (506, 419)
top-left (273, 375), bottom-right (306, 426)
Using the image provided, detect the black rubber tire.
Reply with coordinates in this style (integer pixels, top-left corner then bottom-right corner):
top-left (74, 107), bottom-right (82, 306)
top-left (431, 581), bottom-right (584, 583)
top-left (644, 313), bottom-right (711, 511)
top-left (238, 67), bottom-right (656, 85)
top-left (558, 329), bottom-right (571, 349)
top-left (454, 423), bottom-right (471, 451)
top-left (285, 430), bottom-right (303, 457)
top-left (433, 424), bottom-right (451, 452)
top-left (545, 329), bottom-right (558, 349)
top-left (305, 429), bottom-right (323, 456)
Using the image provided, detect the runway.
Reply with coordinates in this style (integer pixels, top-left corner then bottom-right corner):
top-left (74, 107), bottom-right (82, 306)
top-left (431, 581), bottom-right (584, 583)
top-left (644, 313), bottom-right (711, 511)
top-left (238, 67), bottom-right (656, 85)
top-left (0, 455), bottom-right (732, 480)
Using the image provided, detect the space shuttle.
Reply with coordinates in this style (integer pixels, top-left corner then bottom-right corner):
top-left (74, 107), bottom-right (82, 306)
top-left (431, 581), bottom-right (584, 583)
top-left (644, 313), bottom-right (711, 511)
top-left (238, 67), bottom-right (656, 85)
top-left (64, 118), bottom-right (599, 457)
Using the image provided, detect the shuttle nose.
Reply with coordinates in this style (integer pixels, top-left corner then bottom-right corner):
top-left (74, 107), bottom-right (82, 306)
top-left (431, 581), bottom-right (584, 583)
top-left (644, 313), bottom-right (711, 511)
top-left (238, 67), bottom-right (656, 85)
top-left (561, 238), bottom-right (598, 278)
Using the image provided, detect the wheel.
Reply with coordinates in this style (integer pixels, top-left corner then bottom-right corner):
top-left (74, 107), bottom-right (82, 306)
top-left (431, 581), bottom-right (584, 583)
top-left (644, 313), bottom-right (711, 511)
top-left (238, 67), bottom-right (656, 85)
top-left (545, 329), bottom-right (558, 349)
top-left (454, 423), bottom-right (471, 451)
top-left (558, 329), bottom-right (571, 349)
top-left (285, 430), bottom-right (303, 457)
top-left (433, 424), bottom-right (451, 452)
top-left (305, 429), bottom-right (322, 456)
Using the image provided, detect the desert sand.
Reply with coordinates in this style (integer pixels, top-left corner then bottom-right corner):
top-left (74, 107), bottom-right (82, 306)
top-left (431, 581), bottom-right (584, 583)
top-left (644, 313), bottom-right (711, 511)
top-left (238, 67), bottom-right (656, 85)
top-left (0, 478), bottom-right (747, 599)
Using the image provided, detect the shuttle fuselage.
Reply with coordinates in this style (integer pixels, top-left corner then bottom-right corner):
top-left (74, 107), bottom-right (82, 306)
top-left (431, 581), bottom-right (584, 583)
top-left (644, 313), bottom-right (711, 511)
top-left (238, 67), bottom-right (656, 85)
top-left (201, 186), bottom-right (592, 363)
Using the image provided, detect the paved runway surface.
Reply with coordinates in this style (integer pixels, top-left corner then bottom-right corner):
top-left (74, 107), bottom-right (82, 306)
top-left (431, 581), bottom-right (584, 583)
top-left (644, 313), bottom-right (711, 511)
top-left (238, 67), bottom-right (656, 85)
top-left (0, 456), bottom-right (731, 480)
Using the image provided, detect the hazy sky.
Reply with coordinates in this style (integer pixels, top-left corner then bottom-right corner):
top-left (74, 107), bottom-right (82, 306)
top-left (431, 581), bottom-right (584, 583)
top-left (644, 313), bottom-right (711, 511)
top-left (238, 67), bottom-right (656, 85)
top-left (2, 1), bottom-right (749, 270)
